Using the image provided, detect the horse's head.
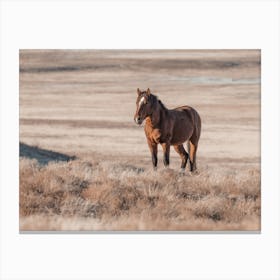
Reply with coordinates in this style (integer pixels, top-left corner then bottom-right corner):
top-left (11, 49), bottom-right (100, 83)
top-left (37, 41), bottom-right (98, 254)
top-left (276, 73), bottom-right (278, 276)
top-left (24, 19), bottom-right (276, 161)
top-left (134, 88), bottom-right (154, 125)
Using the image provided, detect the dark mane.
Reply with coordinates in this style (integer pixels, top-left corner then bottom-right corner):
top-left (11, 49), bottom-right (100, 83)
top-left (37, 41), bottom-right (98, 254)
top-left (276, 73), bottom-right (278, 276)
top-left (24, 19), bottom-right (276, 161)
top-left (158, 99), bottom-right (168, 111)
top-left (150, 94), bottom-right (168, 112)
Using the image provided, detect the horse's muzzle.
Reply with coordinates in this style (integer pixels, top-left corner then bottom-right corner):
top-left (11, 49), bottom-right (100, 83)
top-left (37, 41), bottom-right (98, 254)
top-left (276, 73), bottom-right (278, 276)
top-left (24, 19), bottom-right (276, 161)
top-left (134, 116), bottom-right (143, 125)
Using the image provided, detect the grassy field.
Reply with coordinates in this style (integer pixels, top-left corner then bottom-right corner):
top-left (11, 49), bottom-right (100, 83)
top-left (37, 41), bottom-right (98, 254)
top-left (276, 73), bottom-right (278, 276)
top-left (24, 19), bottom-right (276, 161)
top-left (19, 50), bottom-right (261, 231)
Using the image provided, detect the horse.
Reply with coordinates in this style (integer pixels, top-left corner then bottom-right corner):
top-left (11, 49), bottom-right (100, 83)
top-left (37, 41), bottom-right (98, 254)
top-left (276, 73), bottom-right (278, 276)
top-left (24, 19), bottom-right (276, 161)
top-left (134, 88), bottom-right (201, 172)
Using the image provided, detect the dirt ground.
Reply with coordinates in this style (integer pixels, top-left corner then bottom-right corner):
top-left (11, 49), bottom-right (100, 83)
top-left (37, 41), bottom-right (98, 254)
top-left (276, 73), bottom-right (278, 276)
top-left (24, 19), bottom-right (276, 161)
top-left (19, 50), bottom-right (261, 231)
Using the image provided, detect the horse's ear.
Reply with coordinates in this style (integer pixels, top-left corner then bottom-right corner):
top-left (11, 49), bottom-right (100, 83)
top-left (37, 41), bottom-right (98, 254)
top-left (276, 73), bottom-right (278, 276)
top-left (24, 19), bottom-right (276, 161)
top-left (137, 88), bottom-right (141, 95)
top-left (147, 88), bottom-right (151, 95)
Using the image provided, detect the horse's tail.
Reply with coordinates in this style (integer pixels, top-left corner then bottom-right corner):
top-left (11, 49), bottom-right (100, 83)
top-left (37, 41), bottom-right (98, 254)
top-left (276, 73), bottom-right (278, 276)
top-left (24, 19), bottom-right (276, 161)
top-left (193, 109), bottom-right (201, 142)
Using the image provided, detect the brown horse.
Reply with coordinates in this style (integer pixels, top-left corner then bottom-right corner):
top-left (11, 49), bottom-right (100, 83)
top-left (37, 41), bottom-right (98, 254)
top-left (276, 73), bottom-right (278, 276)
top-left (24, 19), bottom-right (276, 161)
top-left (134, 88), bottom-right (201, 172)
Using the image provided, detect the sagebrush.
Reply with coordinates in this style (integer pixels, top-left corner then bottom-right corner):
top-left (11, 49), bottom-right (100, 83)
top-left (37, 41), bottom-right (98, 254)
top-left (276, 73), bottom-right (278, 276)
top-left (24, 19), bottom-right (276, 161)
top-left (20, 158), bottom-right (260, 231)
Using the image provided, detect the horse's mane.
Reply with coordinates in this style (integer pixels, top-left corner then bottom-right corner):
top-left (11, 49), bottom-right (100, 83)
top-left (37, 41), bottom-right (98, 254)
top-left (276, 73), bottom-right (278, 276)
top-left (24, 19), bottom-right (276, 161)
top-left (150, 93), bottom-right (168, 112)
top-left (158, 99), bottom-right (168, 111)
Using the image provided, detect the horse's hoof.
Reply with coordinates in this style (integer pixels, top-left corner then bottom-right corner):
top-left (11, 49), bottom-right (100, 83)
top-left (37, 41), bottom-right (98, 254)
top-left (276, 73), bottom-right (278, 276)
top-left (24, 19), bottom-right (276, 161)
top-left (178, 168), bottom-right (188, 176)
top-left (190, 170), bottom-right (199, 175)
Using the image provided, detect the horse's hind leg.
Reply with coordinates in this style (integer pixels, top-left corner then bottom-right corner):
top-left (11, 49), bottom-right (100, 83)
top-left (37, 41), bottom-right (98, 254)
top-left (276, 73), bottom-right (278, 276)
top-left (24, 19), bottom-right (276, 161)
top-left (188, 110), bottom-right (201, 172)
top-left (174, 144), bottom-right (189, 171)
top-left (188, 140), bottom-right (198, 172)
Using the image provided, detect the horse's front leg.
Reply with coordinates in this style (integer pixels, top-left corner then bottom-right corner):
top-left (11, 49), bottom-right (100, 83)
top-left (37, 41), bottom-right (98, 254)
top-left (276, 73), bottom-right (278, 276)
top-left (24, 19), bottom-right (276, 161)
top-left (147, 139), bottom-right (158, 170)
top-left (161, 142), bottom-right (170, 167)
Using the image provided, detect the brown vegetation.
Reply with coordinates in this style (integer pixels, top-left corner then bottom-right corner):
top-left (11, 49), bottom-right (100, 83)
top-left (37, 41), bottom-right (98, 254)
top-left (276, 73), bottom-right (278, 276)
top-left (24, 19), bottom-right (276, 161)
top-left (20, 157), bottom-right (260, 231)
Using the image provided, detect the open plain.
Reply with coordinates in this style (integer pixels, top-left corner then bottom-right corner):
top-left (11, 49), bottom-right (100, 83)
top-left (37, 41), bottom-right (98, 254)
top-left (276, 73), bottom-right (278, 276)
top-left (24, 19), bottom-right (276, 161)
top-left (19, 50), bottom-right (261, 231)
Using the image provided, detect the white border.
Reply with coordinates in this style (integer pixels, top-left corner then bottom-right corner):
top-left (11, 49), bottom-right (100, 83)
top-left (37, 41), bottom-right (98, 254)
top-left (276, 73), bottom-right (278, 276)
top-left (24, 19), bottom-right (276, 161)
top-left (1, 1), bottom-right (279, 279)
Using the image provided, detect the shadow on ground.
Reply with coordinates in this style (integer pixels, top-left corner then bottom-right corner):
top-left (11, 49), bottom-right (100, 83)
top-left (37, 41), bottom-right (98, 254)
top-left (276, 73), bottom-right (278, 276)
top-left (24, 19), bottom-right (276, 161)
top-left (20, 142), bottom-right (76, 165)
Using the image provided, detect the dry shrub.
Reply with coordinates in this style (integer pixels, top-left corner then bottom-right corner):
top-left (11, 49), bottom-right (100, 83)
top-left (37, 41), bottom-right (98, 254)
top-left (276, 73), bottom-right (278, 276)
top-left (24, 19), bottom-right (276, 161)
top-left (20, 158), bottom-right (96, 217)
top-left (19, 158), bottom-right (261, 231)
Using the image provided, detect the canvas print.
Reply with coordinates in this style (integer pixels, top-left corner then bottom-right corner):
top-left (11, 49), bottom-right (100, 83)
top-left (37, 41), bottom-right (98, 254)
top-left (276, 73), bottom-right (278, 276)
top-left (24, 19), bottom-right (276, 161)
top-left (19, 50), bottom-right (260, 231)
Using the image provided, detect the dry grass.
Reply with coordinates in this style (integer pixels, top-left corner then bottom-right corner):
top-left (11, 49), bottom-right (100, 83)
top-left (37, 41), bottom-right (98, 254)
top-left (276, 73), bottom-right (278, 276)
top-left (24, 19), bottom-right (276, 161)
top-left (20, 157), bottom-right (260, 231)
